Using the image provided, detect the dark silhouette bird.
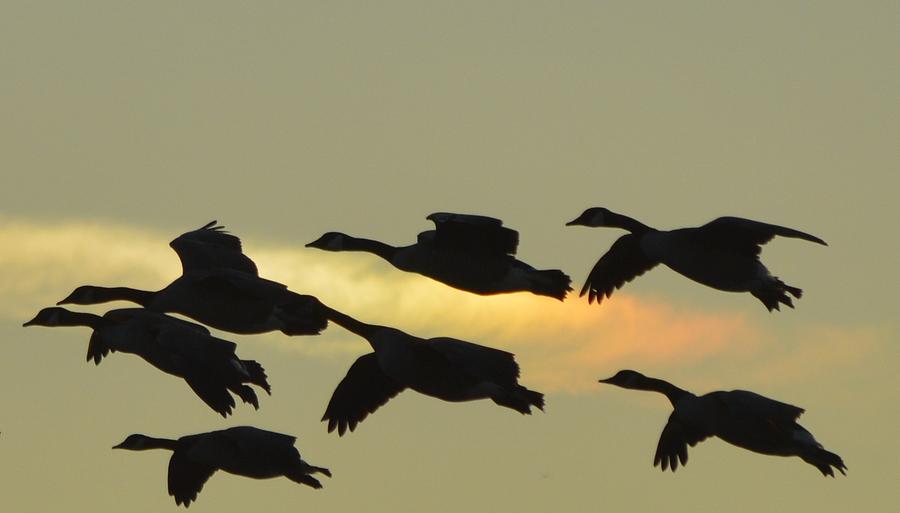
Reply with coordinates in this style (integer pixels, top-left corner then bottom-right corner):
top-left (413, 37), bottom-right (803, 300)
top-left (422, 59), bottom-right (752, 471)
top-left (57, 221), bottom-right (328, 335)
top-left (306, 212), bottom-right (571, 300)
top-left (599, 370), bottom-right (846, 476)
top-left (113, 426), bottom-right (331, 507)
top-left (566, 208), bottom-right (827, 311)
top-left (23, 307), bottom-right (270, 417)
top-left (321, 307), bottom-right (544, 435)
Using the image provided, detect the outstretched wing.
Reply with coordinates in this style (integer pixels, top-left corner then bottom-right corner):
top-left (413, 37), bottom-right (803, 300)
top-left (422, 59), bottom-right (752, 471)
top-left (220, 426), bottom-right (298, 457)
top-left (86, 330), bottom-right (113, 365)
top-left (716, 390), bottom-right (805, 423)
top-left (167, 448), bottom-right (217, 507)
top-left (698, 217), bottom-right (827, 258)
top-left (104, 309), bottom-right (211, 337)
top-left (427, 212), bottom-right (519, 256)
top-left (184, 377), bottom-right (237, 418)
top-left (322, 353), bottom-right (406, 436)
top-left (654, 413), bottom-right (712, 471)
top-left (426, 337), bottom-right (520, 384)
top-left (170, 221), bottom-right (259, 275)
top-left (580, 234), bottom-right (659, 304)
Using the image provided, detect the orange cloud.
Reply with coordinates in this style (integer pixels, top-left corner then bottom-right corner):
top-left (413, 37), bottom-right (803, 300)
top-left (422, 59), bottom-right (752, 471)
top-left (3, 218), bottom-right (882, 394)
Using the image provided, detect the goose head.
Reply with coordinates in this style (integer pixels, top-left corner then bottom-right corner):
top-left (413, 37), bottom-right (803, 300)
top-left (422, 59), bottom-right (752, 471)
top-left (598, 369), bottom-right (648, 389)
top-left (566, 207), bottom-right (613, 227)
top-left (23, 307), bottom-right (67, 327)
top-left (112, 434), bottom-right (155, 451)
top-left (57, 285), bottom-right (100, 305)
top-left (306, 232), bottom-right (349, 251)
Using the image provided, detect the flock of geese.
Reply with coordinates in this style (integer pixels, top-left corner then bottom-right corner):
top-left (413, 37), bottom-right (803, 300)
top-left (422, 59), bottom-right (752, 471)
top-left (23, 208), bottom-right (846, 507)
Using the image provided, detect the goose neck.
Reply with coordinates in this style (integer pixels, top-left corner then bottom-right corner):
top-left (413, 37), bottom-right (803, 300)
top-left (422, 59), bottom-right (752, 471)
top-left (608, 212), bottom-right (654, 234)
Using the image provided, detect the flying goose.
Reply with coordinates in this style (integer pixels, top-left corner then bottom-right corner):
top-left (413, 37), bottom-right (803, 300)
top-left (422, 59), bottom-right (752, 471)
top-left (599, 370), bottom-right (846, 476)
top-left (321, 307), bottom-right (544, 435)
top-left (57, 221), bottom-right (328, 335)
top-left (307, 212), bottom-right (572, 300)
top-left (566, 208), bottom-right (827, 311)
top-left (113, 426), bottom-right (331, 507)
top-left (23, 307), bottom-right (270, 417)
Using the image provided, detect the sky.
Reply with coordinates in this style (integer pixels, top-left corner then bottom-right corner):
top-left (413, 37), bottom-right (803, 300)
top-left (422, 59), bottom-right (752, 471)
top-left (2, 1), bottom-right (898, 511)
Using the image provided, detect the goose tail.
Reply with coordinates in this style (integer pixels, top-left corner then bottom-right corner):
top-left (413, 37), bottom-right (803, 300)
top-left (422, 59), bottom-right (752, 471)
top-left (232, 384), bottom-right (260, 410)
top-left (752, 277), bottom-right (803, 312)
top-left (801, 447), bottom-right (847, 477)
top-left (530, 269), bottom-right (572, 301)
top-left (285, 463), bottom-right (330, 489)
top-left (241, 359), bottom-right (271, 394)
top-left (277, 295), bottom-right (329, 335)
top-left (493, 385), bottom-right (545, 414)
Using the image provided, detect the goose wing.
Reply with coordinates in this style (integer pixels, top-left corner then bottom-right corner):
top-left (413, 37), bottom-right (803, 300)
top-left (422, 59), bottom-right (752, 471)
top-left (156, 322), bottom-right (237, 359)
top-left (187, 269), bottom-right (289, 317)
top-left (191, 268), bottom-right (288, 295)
top-left (427, 212), bottom-right (519, 255)
top-left (580, 234), bottom-right (658, 304)
top-left (185, 377), bottom-right (237, 418)
top-left (699, 217), bottom-right (827, 257)
top-left (322, 353), bottom-right (406, 435)
top-left (654, 413), bottom-right (712, 471)
top-left (187, 270), bottom-right (327, 335)
top-left (167, 442), bottom-right (219, 507)
top-left (426, 337), bottom-right (520, 384)
top-left (716, 390), bottom-right (805, 423)
top-left (170, 221), bottom-right (259, 275)
top-left (104, 309), bottom-right (211, 336)
top-left (221, 426), bottom-right (297, 456)
top-left (86, 331), bottom-right (113, 365)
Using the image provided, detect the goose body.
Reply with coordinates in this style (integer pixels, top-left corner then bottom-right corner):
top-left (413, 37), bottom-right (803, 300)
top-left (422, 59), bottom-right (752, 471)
top-left (307, 212), bottom-right (571, 300)
top-left (599, 370), bottom-right (846, 476)
top-left (23, 307), bottom-right (270, 417)
top-left (57, 222), bottom-right (327, 335)
top-left (567, 208), bottom-right (827, 311)
top-left (113, 426), bottom-right (330, 507)
top-left (321, 308), bottom-right (544, 435)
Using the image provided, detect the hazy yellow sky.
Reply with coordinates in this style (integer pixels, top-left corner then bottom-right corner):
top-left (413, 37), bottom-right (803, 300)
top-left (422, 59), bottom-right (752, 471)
top-left (2, 1), bottom-right (898, 512)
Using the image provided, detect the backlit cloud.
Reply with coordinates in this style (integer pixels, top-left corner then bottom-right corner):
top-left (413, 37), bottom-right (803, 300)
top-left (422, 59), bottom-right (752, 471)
top-left (3, 217), bottom-right (880, 393)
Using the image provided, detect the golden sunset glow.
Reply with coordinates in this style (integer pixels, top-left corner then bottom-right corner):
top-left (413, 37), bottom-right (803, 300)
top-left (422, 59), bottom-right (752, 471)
top-left (4, 2), bottom-right (898, 512)
top-left (4, 220), bottom-right (882, 395)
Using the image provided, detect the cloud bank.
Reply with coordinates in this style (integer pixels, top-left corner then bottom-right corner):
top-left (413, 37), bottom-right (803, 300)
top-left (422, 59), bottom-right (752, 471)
top-left (3, 217), bottom-right (880, 393)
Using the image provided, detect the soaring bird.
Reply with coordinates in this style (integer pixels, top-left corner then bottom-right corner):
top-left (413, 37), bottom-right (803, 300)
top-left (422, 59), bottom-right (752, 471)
top-left (113, 426), bottom-right (331, 507)
top-left (307, 212), bottom-right (571, 300)
top-left (57, 221), bottom-right (327, 335)
top-left (567, 208), bottom-right (826, 311)
top-left (24, 306), bottom-right (270, 417)
top-left (322, 307), bottom-right (544, 435)
top-left (599, 369), bottom-right (846, 476)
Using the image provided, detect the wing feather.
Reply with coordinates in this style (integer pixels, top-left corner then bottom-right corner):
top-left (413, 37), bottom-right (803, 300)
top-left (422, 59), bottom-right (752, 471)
top-left (699, 217), bottom-right (826, 257)
top-left (427, 212), bottom-right (519, 255)
top-left (322, 354), bottom-right (405, 435)
top-left (170, 221), bottom-right (259, 275)
top-left (580, 234), bottom-right (658, 304)
top-left (654, 413), bottom-right (711, 472)
top-left (167, 448), bottom-right (217, 507)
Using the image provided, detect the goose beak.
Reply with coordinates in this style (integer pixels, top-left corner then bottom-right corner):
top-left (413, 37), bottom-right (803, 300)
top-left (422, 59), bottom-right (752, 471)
top-left (56, 293), bottom-right (75, 306)
top-left (598, 376), bottom-right (615, 384)
top-left (112, 441), bottom-right (126, 449)
top-left (305, 235), bottom-right (325, 248)
top-left (22, 317), bottom-right (37, 327)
